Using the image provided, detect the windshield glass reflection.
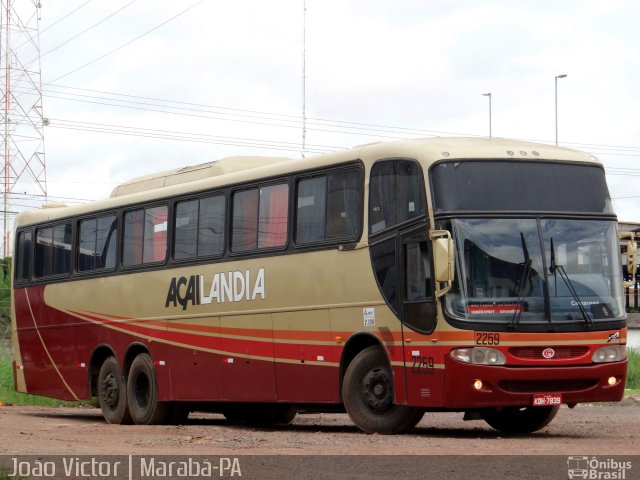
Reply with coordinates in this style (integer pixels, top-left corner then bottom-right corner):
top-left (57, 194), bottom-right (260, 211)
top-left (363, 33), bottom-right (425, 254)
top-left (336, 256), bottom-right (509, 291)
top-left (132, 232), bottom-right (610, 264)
top-left (445, 218), bottom-right (624, 325)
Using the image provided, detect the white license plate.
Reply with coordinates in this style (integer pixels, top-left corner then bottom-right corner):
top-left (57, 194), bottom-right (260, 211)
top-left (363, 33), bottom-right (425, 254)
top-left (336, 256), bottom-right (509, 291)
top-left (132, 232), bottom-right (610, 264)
top-left (532, 393), bottom-right (562, 406)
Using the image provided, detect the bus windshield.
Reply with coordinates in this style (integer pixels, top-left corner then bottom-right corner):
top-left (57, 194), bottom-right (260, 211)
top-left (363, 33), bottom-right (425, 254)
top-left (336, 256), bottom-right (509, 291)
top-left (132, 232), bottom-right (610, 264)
top-left (445, 218), bottom-right (625, 326)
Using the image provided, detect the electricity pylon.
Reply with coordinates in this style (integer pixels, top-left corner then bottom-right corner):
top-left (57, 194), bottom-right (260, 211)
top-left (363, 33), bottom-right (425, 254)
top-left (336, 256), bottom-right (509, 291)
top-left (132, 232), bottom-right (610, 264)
top-left (1, 0), bottom-right (47, 257)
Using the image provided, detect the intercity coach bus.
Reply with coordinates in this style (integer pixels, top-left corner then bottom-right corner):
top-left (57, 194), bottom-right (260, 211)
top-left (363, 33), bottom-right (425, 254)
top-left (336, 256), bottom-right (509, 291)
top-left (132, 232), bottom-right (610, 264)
top-left (11, 137), bottom-right (638, 434)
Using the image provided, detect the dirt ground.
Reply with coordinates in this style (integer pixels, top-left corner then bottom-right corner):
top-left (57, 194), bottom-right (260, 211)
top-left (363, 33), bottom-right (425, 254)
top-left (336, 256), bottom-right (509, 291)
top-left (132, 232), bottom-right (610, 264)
top-left (1, 400), bottom-right (639, 456)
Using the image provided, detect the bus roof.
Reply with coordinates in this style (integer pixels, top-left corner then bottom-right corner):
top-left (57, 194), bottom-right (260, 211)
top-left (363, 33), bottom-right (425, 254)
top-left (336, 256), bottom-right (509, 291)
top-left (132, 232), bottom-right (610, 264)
top-left (14, 137), bottom-right (600, 228)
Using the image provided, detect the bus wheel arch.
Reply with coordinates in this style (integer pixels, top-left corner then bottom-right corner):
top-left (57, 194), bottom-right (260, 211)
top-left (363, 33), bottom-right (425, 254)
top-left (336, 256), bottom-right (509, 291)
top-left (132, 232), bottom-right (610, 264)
top-left (339, 333), bottom-right (386, 403)
top-left (341, 342), bottom-right (424, 434)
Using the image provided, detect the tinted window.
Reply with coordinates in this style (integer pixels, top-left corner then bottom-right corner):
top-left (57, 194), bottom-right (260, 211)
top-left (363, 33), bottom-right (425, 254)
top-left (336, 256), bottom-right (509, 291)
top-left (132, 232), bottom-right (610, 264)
top-left (296, 168), bottom-right (362, 244)
top-left (34, 224), bottom-right (72, 277)
top-left (175, 195), bottom-right (225, 259)
top-left (431, 161), bottom-right (613, 214)
top-left (232, 189), bottom-right (259, 252)
top-left (78, 215), bottom-right (117, 271)
top-left (258, 184), bottom-right (289, 248)
top-left (232, 183), bottom-right (289, 252)
top-left (123, 206), bottom-right (167, 266)
top-left (369, 160), bottom-right (426, 235)
top-left (16, 230), bottom-right (32, 282)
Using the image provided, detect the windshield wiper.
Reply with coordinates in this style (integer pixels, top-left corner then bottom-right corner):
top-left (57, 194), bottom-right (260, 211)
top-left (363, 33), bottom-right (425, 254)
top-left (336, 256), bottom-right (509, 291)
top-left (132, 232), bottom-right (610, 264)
top-left (510, 232), bottom-right (532, 330)
top-left (549, 237), bottom-right (593, 329)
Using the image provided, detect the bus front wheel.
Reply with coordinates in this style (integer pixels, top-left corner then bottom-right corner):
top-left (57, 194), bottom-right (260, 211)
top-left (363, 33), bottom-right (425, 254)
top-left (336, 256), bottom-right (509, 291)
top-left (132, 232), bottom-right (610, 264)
top-left (98, 356), bottom-right (132, 424)
top-left (126, 353), bottom-right (169, 425)
top-left (342, 346), bottom-right (424, 434)
top-left (481, 405), bottom-right (559, 434)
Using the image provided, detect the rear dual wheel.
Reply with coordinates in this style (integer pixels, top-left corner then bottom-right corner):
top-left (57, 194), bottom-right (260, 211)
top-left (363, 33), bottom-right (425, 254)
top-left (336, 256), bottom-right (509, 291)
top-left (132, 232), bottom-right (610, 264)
top-left (97, 356), bottom-right (132, 424)
top-left (127, 353), bottom-right (169, 425)
top-left (342, 346), bottom-right (424, 434)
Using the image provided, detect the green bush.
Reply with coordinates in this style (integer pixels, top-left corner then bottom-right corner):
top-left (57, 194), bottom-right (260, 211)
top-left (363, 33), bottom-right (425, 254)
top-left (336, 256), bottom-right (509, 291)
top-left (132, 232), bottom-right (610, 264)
top-left (626, 348), bottom-right (640, 390)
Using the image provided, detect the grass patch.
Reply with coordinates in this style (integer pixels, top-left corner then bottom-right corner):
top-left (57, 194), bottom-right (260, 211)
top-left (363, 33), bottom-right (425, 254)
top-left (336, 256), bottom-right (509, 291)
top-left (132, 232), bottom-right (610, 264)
top-left (626, 348), bottom-right (640, 390)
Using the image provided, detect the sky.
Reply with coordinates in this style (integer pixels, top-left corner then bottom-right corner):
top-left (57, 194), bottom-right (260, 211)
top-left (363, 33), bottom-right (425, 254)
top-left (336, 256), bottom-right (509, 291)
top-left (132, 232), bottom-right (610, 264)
top-left (5, 0), bottom-right (640, 230)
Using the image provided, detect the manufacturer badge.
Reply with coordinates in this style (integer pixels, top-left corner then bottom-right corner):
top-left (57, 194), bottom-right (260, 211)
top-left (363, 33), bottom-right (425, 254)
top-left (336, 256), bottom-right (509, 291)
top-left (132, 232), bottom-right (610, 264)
top-left (542, 348), bottom-right (555, 359)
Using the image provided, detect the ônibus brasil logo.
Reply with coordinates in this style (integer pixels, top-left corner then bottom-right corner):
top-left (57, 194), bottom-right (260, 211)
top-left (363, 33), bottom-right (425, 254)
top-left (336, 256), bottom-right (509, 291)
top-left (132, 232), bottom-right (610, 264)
top-left (165, 268), bottom-right (265, 310)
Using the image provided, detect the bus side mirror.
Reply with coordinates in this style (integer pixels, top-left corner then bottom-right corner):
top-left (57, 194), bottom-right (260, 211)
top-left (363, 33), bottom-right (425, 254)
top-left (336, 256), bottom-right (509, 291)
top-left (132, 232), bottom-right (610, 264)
top-left (430, 230), bottom-right (455, 298)
top-left (619, 232), bottom-right (637, 288)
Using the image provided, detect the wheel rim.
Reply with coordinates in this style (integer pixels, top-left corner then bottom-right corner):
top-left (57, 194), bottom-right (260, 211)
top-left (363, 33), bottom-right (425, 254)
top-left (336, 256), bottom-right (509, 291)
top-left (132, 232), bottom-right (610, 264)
top-left (360, 366), bottom-right (393, 413)
top-left (100, 372), bottom-right (119, 409)
top-left (132, 372), bottom-right (150, 409)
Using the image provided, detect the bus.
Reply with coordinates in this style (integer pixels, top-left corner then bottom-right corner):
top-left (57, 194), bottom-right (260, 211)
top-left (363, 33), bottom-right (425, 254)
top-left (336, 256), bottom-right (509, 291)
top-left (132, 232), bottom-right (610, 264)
top-left (10, 137), bottom-right (637, 434)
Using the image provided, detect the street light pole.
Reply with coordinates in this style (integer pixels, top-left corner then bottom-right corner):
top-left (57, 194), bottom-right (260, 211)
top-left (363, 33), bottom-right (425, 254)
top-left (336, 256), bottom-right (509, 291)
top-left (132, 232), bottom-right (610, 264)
top-left (482, 92), bottom-right (492, 138)
top-left (555, 74), bottom-right (567, 145)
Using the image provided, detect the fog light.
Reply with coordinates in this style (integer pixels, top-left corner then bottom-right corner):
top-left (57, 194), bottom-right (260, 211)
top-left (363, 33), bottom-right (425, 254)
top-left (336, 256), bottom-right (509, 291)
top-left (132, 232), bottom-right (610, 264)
top-left (473, 379), bottom-right (483, 390)
top-left (607, 376), bottom-right (617, 386)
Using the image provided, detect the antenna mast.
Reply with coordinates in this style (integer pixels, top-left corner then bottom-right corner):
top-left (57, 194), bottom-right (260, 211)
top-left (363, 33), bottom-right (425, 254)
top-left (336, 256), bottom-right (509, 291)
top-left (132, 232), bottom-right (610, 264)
top-left (301, 0), bottom-right (307, 157)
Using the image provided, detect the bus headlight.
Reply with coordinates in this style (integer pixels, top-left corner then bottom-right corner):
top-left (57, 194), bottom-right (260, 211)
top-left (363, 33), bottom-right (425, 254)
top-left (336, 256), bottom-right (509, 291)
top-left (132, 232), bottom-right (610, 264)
top-left (592, 346), bottom-right (627, 363)
top-left (451, 347), bottom-right (506, 365)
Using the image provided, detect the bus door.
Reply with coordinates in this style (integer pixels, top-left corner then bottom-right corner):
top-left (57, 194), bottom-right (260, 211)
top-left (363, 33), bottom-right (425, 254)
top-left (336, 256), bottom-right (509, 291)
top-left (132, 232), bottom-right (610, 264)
top-left (399, 226), bottom-right (442, 406)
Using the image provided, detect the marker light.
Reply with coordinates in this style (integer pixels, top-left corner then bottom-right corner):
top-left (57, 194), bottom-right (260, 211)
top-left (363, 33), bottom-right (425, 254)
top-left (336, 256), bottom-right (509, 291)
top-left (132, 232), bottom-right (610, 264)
top-left (607, 376), bottom-right (617, 386)
top-left (450, 347), bottom-right (506, 365)
top-left (591, 346), bottom-right (626, 363)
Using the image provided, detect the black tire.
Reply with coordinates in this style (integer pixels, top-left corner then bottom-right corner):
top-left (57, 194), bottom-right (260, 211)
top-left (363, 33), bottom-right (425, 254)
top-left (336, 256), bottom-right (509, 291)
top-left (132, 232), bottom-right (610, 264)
top-left (481, 405), bottom-right (559, 434)
top-left (342, 346), bottom-right (424, 434)
top-left (126, 353), bottom-right (169, 425)
top-left (97, 356), bottom-right (132, 424)
top-left (222, 405), bottom-right (297, 425)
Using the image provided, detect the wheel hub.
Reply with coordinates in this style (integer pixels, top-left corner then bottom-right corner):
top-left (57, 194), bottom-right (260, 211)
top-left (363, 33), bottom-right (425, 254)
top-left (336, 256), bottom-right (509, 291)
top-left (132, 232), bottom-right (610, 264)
top-left (361, 367), bottom-right (393, 412)
top-left (101, 373), bottom-right (119, 408)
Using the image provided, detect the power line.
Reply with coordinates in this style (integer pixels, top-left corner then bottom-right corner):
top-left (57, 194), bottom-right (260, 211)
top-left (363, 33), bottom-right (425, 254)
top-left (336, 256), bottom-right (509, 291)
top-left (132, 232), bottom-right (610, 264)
top-left (36, 0), bottom-right (139, 62)
top-left (40, 0), bottom-right (96, 35)
top-left (47, 0), bottom-right (205, 83)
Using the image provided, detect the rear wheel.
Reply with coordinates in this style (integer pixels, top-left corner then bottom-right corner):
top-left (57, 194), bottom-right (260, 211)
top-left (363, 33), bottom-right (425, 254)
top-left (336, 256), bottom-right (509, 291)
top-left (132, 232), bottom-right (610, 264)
top-left (342, 346), bottom-right (424, 434)
top-left (126, 353), bottom-right (169, 425)
top-left (97, 356), bottom-right (132, 424)
top-left (481, 405), bottom-right (559, 434)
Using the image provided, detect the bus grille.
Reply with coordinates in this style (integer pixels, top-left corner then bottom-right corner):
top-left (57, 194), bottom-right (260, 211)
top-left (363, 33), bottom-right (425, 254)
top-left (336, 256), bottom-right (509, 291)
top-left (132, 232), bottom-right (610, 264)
top-left (498, 379), bottom-right (598, 393)
top-left (508, 346), bottom-right (590, 360)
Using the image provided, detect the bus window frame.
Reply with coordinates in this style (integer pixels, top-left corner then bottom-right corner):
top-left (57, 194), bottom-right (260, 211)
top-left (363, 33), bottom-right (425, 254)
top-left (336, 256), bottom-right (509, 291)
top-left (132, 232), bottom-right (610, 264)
top-left (229, 179), bottom-right (292, 256)
top-left (292, 163), bottom-right (365, 249)
top-left (32, 221), bottom-right (74, 281)
top-left (11, 160), bottom-right (365, 286)
top-left (121, 202), bottom-right (170, 270)
top-left (14, 228), bottom-right (33, 285)
top-left (75, 211), bottom-right (120, 276)
top-left (171, 190), bottom-right (227, 263)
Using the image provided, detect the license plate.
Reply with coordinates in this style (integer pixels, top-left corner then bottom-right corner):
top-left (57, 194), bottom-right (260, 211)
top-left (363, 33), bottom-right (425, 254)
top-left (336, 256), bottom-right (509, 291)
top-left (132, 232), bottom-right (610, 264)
top-left (532, 393), bottom-right (562, 406)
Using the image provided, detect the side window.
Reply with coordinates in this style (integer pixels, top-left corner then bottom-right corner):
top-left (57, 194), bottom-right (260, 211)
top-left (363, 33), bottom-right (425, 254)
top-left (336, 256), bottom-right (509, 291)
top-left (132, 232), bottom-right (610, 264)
top-left (258, 184), bottom-right (289, 249)
top-left (123, 205), bottom-right (168, 266)
top-left (232, 183), bottom-right (289, 252)
top-left (34, 223), bottom-right (72, 278)
top-left (78, 215), bottom-right (117, 271)
top-left (405, 239), bottom-right (432, 301)
top-left (16, 230), bottom-right (32, 282)
top-left (369, 160), bottom-right (426, 235)
top-left (174, 194), bottom-right (225, 259)
top-left (295, 168), bottom-right (362, 244)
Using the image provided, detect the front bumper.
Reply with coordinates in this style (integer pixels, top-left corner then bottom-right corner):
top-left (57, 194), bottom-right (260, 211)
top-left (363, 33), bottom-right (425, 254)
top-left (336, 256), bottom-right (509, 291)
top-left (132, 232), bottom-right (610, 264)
top-left (443, 356), bottom-right (627, 409)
